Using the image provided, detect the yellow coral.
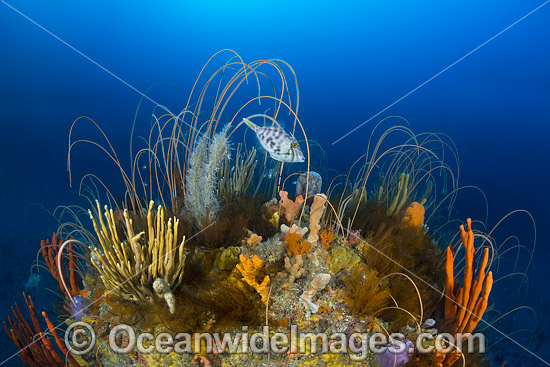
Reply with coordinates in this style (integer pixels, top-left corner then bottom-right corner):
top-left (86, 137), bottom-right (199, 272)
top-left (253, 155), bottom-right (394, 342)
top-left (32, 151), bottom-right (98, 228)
top-left (236, 254), bottom-right (270, 303)
top-left (327, 246), bottom-right (361, 274)
top-left (269, 211), bottom-right (280, 227)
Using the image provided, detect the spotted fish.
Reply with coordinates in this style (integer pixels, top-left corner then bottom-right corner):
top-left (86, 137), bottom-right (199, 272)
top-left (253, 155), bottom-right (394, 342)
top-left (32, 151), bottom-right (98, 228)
top-left (243, 118), bottom-right (305, 163)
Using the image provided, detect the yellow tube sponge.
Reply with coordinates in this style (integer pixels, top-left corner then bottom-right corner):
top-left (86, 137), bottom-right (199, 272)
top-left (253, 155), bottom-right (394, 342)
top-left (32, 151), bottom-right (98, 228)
top-left (88, 200), bottom-right (186, 303)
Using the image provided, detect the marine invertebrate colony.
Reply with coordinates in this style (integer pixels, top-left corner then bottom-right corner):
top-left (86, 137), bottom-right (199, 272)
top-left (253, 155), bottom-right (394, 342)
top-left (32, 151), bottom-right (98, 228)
top-left (445, 218), bottom-right (493, 335)
top-left (281, 223), bottom-right (311, 257)
top-left (3, 293), bottom-right (81, 367)
top-left (89, 200), bottom-right (186, 306)
top-left (402, 201), bottom-right (425, 228)
top-left (295, 171), bottom-right (322, 198)
top-left (39, 233), bottom-right (87, 304)
top-left (236, 254), bottom-right (270, 303)
top-left (218, 144), bottom-right (258, 202)
top-left (279, 190), bottom-right (305, 223)
top-left (185, 124), bottom-right (230, 228)
top-left (306, 193), bottom-right (327, 244)
top-left (299, 273), bottom-right (331, 313)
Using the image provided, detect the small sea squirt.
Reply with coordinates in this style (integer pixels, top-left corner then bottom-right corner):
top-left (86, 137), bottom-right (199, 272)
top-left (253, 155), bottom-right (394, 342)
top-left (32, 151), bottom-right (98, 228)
top-left (295, 171), bottom-right (322, 198)
top-left (70, 295), bottom-right (90, 321)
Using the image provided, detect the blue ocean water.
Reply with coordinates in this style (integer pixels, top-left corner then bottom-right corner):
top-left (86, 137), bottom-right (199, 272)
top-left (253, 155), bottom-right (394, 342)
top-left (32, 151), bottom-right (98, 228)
top-left (0, 1), bottom-right (548, 366)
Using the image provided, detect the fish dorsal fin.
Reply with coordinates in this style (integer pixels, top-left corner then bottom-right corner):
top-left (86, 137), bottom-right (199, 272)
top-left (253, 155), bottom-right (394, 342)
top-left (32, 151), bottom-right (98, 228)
top-left (243, 117), bottom-right (258, 132)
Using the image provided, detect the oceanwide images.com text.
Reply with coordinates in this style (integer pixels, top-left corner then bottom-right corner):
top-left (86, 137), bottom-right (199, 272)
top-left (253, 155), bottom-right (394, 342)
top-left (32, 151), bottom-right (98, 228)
top-left (66, 322), bottom-right (485, 362)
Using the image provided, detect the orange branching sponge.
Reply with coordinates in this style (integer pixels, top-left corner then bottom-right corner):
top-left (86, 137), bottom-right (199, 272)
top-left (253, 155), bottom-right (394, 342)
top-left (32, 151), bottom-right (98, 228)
top-left (40, 234), bottom-right (64, 294)
top-left (446, 218), bottom-right (493, 335)
top-left (433, 349), bottom-right (461, 367)
top-left (279, 190), bottom-right (304, 223)
top-left (402, 201), bottom-right (425, 228)
top-left (236, 254), bottom-right (270, 303)
top-left (3, 293), bottom-right (81, 367)
top-left (41, 311), bottom-right (81, 367)
top-left (440, 218), bottom-right (493, 366)
top-left (40, 233), bottom-right (87, 302)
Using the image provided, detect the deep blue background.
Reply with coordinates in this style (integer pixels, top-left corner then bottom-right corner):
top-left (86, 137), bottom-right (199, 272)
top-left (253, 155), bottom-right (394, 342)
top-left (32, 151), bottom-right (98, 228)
top-left (1, 1), bottom-right (548, 365)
